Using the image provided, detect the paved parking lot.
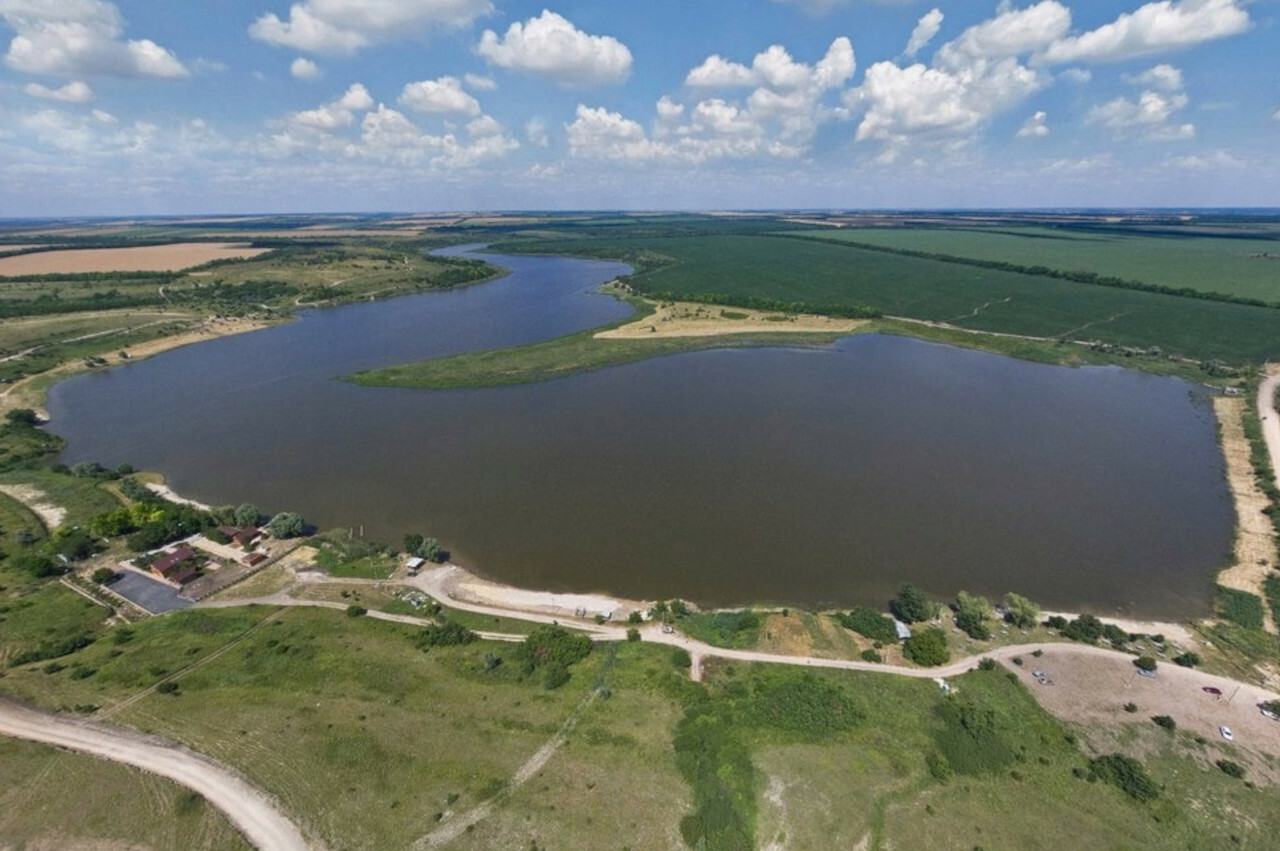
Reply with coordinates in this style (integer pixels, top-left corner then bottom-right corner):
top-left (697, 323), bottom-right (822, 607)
top-left (107, 571), bottom-right (193, 614)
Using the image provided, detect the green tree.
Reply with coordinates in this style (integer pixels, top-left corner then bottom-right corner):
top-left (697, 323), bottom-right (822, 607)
top-left (891, 583), bottom-right (936, 624)
top-left (403, 533), bottom-right (424, 556)
top-left (266, 511), bottom-right (305, 538)
top-left (5, 408), bottom-right (40, 427)
top-left (233, 503), bottom-right (261, 527)
top-left (419, 537), bottom-right (446, 563)
top-left (903, 627), bottom-right (950, 666)
top-left (91, 567), bottom-right (116, 584)
top-left (954, 591), bottom-right (993, 640)
top-left (1002, 592), bottom-right (1040, 629)
top-left (1134, 655), bottom-right (1158, 672)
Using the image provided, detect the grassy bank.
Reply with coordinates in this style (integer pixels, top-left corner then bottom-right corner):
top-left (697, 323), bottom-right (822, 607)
top-left (349, 296), bottom-right (853, 389)
top-left (0, 736), bottom-right (251, 850)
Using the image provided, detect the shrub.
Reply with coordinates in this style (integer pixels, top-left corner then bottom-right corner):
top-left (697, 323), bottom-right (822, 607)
top-left (1123, 702), bottom-right (1138, 713)
top-left (91, 567), bottom-right (116, 584)
top-left (954, 591), bottom-right (993, 640)
top-left (1045, 615), bottom-right (1068, 630)
top-left (415, 622), bottom-right (476, 648)
top-left (517, 625), bottom-right (592, 673)
top-left (739, 671), bottom-right (864, 738)
top-left (542, 662), bottom-right (570, 690)
top-left (860, 649), bottom-right (882, 663)
top-left (1172, 652), bottom-right (1201, 668)
top-left (904, 627), bottom-right (950, 667)
top-left (156, 681), bottom-right (180, 695)
top-left (670, 648), bottom-right (692, 670)
top-left (1134, 656), bottom-right (1158, 672)
top-left (1216, 760), bottom-right (1246, 779)
top-left (1152, 715), bottom-right (1176, 731)
top-left (836, 607), bottom-right (898, 643)
top-left (1002, 593), bottom-right (1040, 629)
top-left (977, 658), bottom-right (997, 671)
top-left (1062, 614), bottom-right (1105, 643)
top-left (1218, 587), bottom-right (1265, 630)
top-left (626, 627), bottom-right (641, 642)
top-left (345, 605), bottom-right (367, 618)
top-left (1089, 754), bottom-right (1160, 801)
top-left (891, 583), bottom-right (937, 623)
top-left (627, 610), bottom-right (643, 624)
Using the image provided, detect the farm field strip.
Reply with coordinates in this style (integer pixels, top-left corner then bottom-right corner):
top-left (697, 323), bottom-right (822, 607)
top-left (801, 226), bottom-right (1280, 301)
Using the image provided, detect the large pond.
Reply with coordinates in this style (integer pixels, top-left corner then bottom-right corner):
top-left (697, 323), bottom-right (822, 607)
top-left (47, 247), bottom-right (1233, 619)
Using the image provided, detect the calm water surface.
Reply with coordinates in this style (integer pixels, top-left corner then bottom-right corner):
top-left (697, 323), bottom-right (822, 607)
top-left (47, 247), bottom-right (1233, 619)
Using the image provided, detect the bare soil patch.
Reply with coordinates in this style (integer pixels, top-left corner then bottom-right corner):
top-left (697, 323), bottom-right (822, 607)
top-left (0, 243), bottom-right (271, 275)
top-left (0, 484), bottom-right (65, 529)
top-left (1213, 396), bottom-right (1278, 632)
top-left (1005, 646), bottom-right (1280, 784)
top-left (597, 300), bottom-right (867, 340)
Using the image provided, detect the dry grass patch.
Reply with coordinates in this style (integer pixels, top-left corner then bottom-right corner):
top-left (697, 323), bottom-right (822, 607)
top-left (0, 244), bottom-right (271, 275)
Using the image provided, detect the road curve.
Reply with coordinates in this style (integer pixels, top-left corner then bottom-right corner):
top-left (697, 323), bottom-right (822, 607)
top-left (1258, 369), bottom-right (1280, 493)
top-left (0, 699), bottom-right (316, 851)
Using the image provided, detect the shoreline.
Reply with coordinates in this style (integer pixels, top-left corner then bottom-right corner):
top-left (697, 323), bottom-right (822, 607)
top-left (0, 315), bottom-right (275, 418)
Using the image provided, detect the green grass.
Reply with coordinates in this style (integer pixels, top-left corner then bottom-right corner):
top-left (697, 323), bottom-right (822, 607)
top-left (679, 610), bottom-right (764, 649)
top-left (0, 583), bottom-right (107, 671)
top-left (1217, 586), bottom-right (1266, 630)
top-left (0, 469), bottom-right (122, 528)
top-left (310, 531), bottom-right (397, 579)
top-left (507, 233), bottom-right (1280, 365)
top-left (810, 226), bottom-right (1280, 302)
top-left (0, 737), bottom-right (251, 851)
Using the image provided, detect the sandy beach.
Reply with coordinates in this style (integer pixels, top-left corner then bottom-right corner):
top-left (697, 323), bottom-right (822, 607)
top-left (596, 299), bottom-right (867, 340)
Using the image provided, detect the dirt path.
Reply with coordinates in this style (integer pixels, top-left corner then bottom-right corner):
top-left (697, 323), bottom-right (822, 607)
top-left (1214, 395), bottom-right (1278, 632)
top-left (0, 483), bottom-right (64, 529)
top-left (413, 686), bottom-right (602, 848)
top-left (1259, 368), bottom-right (1280, 494)
top-left (0, 699), bottom-right (316, 851)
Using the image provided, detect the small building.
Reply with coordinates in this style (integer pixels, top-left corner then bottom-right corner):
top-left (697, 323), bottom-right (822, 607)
top-left (893, 617), bottom-right (913, 642)
top-left (405, 556), bottom-right (426, 571)
top-left (218, 526), bottom-right (262, 547)
top-left (242, 552), bottom-right (268, 568)
top-left (150, 546), bottom-right (198, 585)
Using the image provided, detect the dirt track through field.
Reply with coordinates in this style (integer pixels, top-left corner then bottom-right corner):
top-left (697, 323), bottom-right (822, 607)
top-left (0, 699), bottom-right (316, 851)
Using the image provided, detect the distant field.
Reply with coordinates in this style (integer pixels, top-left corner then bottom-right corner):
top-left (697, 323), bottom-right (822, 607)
top-left (806, 227), bottom-right (1280, 301)
top-left (0, 310), bottom-right (186, 353)
top-left (0, 243), bottom-right (271, 275)
top-left (514, 234), bottom-right (1280, 364)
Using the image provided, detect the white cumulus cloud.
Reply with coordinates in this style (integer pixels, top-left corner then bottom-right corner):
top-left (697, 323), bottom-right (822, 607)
top-left (905, 9), bottom-right (945, 58)
top-left (287, 82), bottom-right (374, 133)
top-left (24, 79), bottom-right (93, 103)
top-left (398, 76), bottom-right (480, 116)
top-left (290, 57), bottom-right (322, 80)
top-left (1016, 110), bottom-right (1049, 137)
top-left (1040, 0), bottom-right (1251, 65)
top-left (1087, 90), bottom-right (1194, 140)
top-left (250, 0), bottom-right (493, 55)
top-left (463, 73), bottom-right (496, 91)
top-left (1124, 63), bottom-right (1182, 92)
top-left (0, 0), bottom-right (187, 78)
top-left (477, 10), bottom-right (632, 86)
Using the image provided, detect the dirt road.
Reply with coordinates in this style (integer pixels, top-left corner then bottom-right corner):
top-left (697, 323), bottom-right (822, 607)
top-left (0, 699), bottom-right (316, 851)
top-left (1259, 369), bottom-right (1280, 493)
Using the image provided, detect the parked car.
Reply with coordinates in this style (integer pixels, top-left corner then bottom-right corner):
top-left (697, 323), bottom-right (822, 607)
top-left (1261, 706), bottom-right (1280, 721)
top-left (1137, 668), bottom-right (1156, 679)
top-left (1220, 725), bottom-right (1234, 742)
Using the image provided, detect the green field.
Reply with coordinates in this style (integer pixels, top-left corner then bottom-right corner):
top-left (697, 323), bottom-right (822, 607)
top-left (811, 226), bottom-right (1280, 302)
top-left (0, 736), bottom-right (251, 850)
top-left (3, 600), bottom-right (1279, 849)
top-left (501, 233), bottom-right (1280, 364)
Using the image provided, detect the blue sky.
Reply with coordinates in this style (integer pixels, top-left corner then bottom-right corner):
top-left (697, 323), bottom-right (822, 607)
top-left (0, 0), bottom-right (1276, 214)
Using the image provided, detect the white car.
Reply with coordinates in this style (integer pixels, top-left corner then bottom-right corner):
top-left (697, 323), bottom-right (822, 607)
top-left (1260, 706), bottom-right (1280, 721)
top-left (1220, 725), bottom-right (1234, 742)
